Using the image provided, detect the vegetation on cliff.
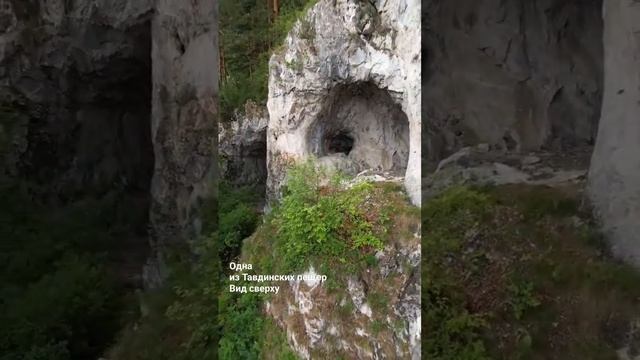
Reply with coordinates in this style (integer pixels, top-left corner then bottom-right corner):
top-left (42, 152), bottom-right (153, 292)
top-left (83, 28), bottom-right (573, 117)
top-left (0, 107), bottom-right (138, 360)
top-left (219, 161), bottom-right (420, 359)
top-left (220, 0), bottom-right (317, 119)
top-left (423, 185), bottom-right (640, 359)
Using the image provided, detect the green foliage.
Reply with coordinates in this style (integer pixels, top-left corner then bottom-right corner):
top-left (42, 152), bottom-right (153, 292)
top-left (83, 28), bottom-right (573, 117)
top-left (218, 288), bottom-right (264, 359)
top-left (164, 233), bottom-right (222, 359)
top-left (218, 182), bottom-right (261, 263)
top-left (422, 275), bottom-right (490, 360)
top-left (109, 179), bottom-right (273, 360)
top-left (0, 184), bottom-right (125, 360)
top-left (367, 292), bottom-right (389, 313)
top-left (423, 185), bottom-right (640, 359)
top-left (274, 160), bottom-right (386, 272)
top-left (507, 280), bottom-right (540, 320)
top-left (108, 221), bottom-right (224, 360)
top-left (258, 318), bottom-right (300, 360)
top-left (220, 0), bottom-right (317, 120)
top-left (370, 320), bottom-right (386, 335)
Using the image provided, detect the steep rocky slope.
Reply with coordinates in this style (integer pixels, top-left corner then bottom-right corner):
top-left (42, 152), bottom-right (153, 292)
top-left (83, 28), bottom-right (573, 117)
top-left (422, 0), bottom-right (640, 274)
top-left (423, 185), bottom-right (640, 359)
top-left (0, 0), bottom-right (218, 287)
top-left (146, 0), bottom-right (218, 286)
top-left (219, 101), bottom-right (268, 188)
top-left (266, 0), bottom-right (421, 206)
top-left (0, 0), bottom-right (154, 200)
top-left (240, 172), bottom-right (421, 360)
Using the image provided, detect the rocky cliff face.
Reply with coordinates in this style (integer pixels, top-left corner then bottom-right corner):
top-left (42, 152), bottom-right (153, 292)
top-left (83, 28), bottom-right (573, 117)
top-left (588, 0), bottom-right (640, 268)
top-left (242, 175), bottom-right (421, 360)
top-left (419, 0), bottom-right (640, 272)
top-left (422, 0), bottom-right (603, 168)
top-left (0, 0), bottom-right (218, 287)
top-left (145, 0), bottom-right (218, 286)
top-left (0, 0), bottom-right (154, 200)
top-left (219, 101), bottom-right (268, 187)
top-left (266, 0), bottom-right (421, 206)
top-left (267, 241), bottom-right (421, 360)
top-left (0, 0), bottom-right (156, 287)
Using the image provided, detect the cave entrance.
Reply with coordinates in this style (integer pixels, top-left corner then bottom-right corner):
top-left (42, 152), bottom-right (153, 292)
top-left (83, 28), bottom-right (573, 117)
top-left (324, 130), bottom-right (354, 156)
top-left (309, 82), bottom-right (410, 176)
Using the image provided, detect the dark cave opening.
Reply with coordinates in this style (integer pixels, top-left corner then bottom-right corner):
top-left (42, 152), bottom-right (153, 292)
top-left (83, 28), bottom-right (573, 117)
top-left (309, 82), bottom-right (410, 176)
top-left (324, 130), bottom-right (355, 156)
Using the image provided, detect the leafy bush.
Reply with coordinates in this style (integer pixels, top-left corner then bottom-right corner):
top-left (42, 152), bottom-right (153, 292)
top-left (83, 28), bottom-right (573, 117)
top-left (109, 182), bottom-right (267, 360)
top-left (164, 233), bottom-right (223, 360)
top-left (422, 187), bottom-right (493, 360)
top-left (218, 182), bottom-right (261, 263)
top-left (217, 288), bottom-right (264, 359)
top-left (274, 160), bottom-right (386, 271)
top-left (0, 184), bottom-right (124, 360)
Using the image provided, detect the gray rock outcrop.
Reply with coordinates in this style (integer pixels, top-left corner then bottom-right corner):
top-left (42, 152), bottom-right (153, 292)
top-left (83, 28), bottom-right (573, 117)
top-left (423, 0), bottom-right (603, 169)
top-left (146, 0), bottom-right (218, 286)
top-left (588, 0), bottom-right (640, 267)
top-left (266, 0), bottom-right (421, 206)
top-left (0, 0), bottom-right (155, 199)
top-left (256, 173), bottom-right (421, 359)
top-left (425, 144), bottom-right (591, 200)
top-left (0, 0), bottom-right (218, 287)
top-left (219, 101), bottom-right (268, 187)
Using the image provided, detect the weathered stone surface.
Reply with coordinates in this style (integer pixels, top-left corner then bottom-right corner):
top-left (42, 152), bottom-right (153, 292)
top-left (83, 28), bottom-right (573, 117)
top-left (266, 0), bottom-right (421, 206)
top-left (588, 0), bottom-right (640, 267)
top-left (424, 145), bottom-right (591, 200)
top-left (423, 0), bottom-right (603, 169)
top-left (146, 0), bottom-right (218, 286)
top-left (0, 0), bottom-right (155, 199)
top-left (262, 210), bottom-right (421, 360)
top-left (219, 101), bottom-right (268, 187)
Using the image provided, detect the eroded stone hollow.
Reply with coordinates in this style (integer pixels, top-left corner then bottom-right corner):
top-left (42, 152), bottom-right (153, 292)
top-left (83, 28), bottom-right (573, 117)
top-left (308, 82), bottom-right (410, 176)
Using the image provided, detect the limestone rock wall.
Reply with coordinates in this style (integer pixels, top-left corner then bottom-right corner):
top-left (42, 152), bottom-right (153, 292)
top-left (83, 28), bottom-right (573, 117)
top-left (146, 0), bottom-right (218, 285)
top-left (0, 0), bottom-right (219, 287)
top-left (219, 101), bottom-right (268, 187)
top-left (266, 0), bottom-right (421, 206)
top-left (0, 0), bottom-right (154, 199)
top-left (423, 0), bottom-right (603, 169)
top-left (588, 0), bottom-right (640, 267)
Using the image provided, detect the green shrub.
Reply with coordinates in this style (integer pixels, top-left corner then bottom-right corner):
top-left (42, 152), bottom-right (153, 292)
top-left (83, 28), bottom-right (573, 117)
top-left (220, 0), bottom-right (318, 120)
top-left (0, 183), bottom-right (126, 360)
top-left (274, 160), bottom-right (386, 271)
top-left (423, 185), bottom-right (640, 359)
top-left (218, 182), bottom-right (261, 263)
top-left (217, 289), bottom-right (264, 359)
top-left (0, 251), bottom-right (120, 360)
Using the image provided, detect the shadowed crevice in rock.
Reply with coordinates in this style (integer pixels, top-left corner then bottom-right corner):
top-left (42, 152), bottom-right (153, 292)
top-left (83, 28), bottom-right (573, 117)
top-left (219, 101), bottom-right (269, 189)
top-left (307, 82), bottom-right (410, 176)
top-left (324, 130), bottom-right (354, 155)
